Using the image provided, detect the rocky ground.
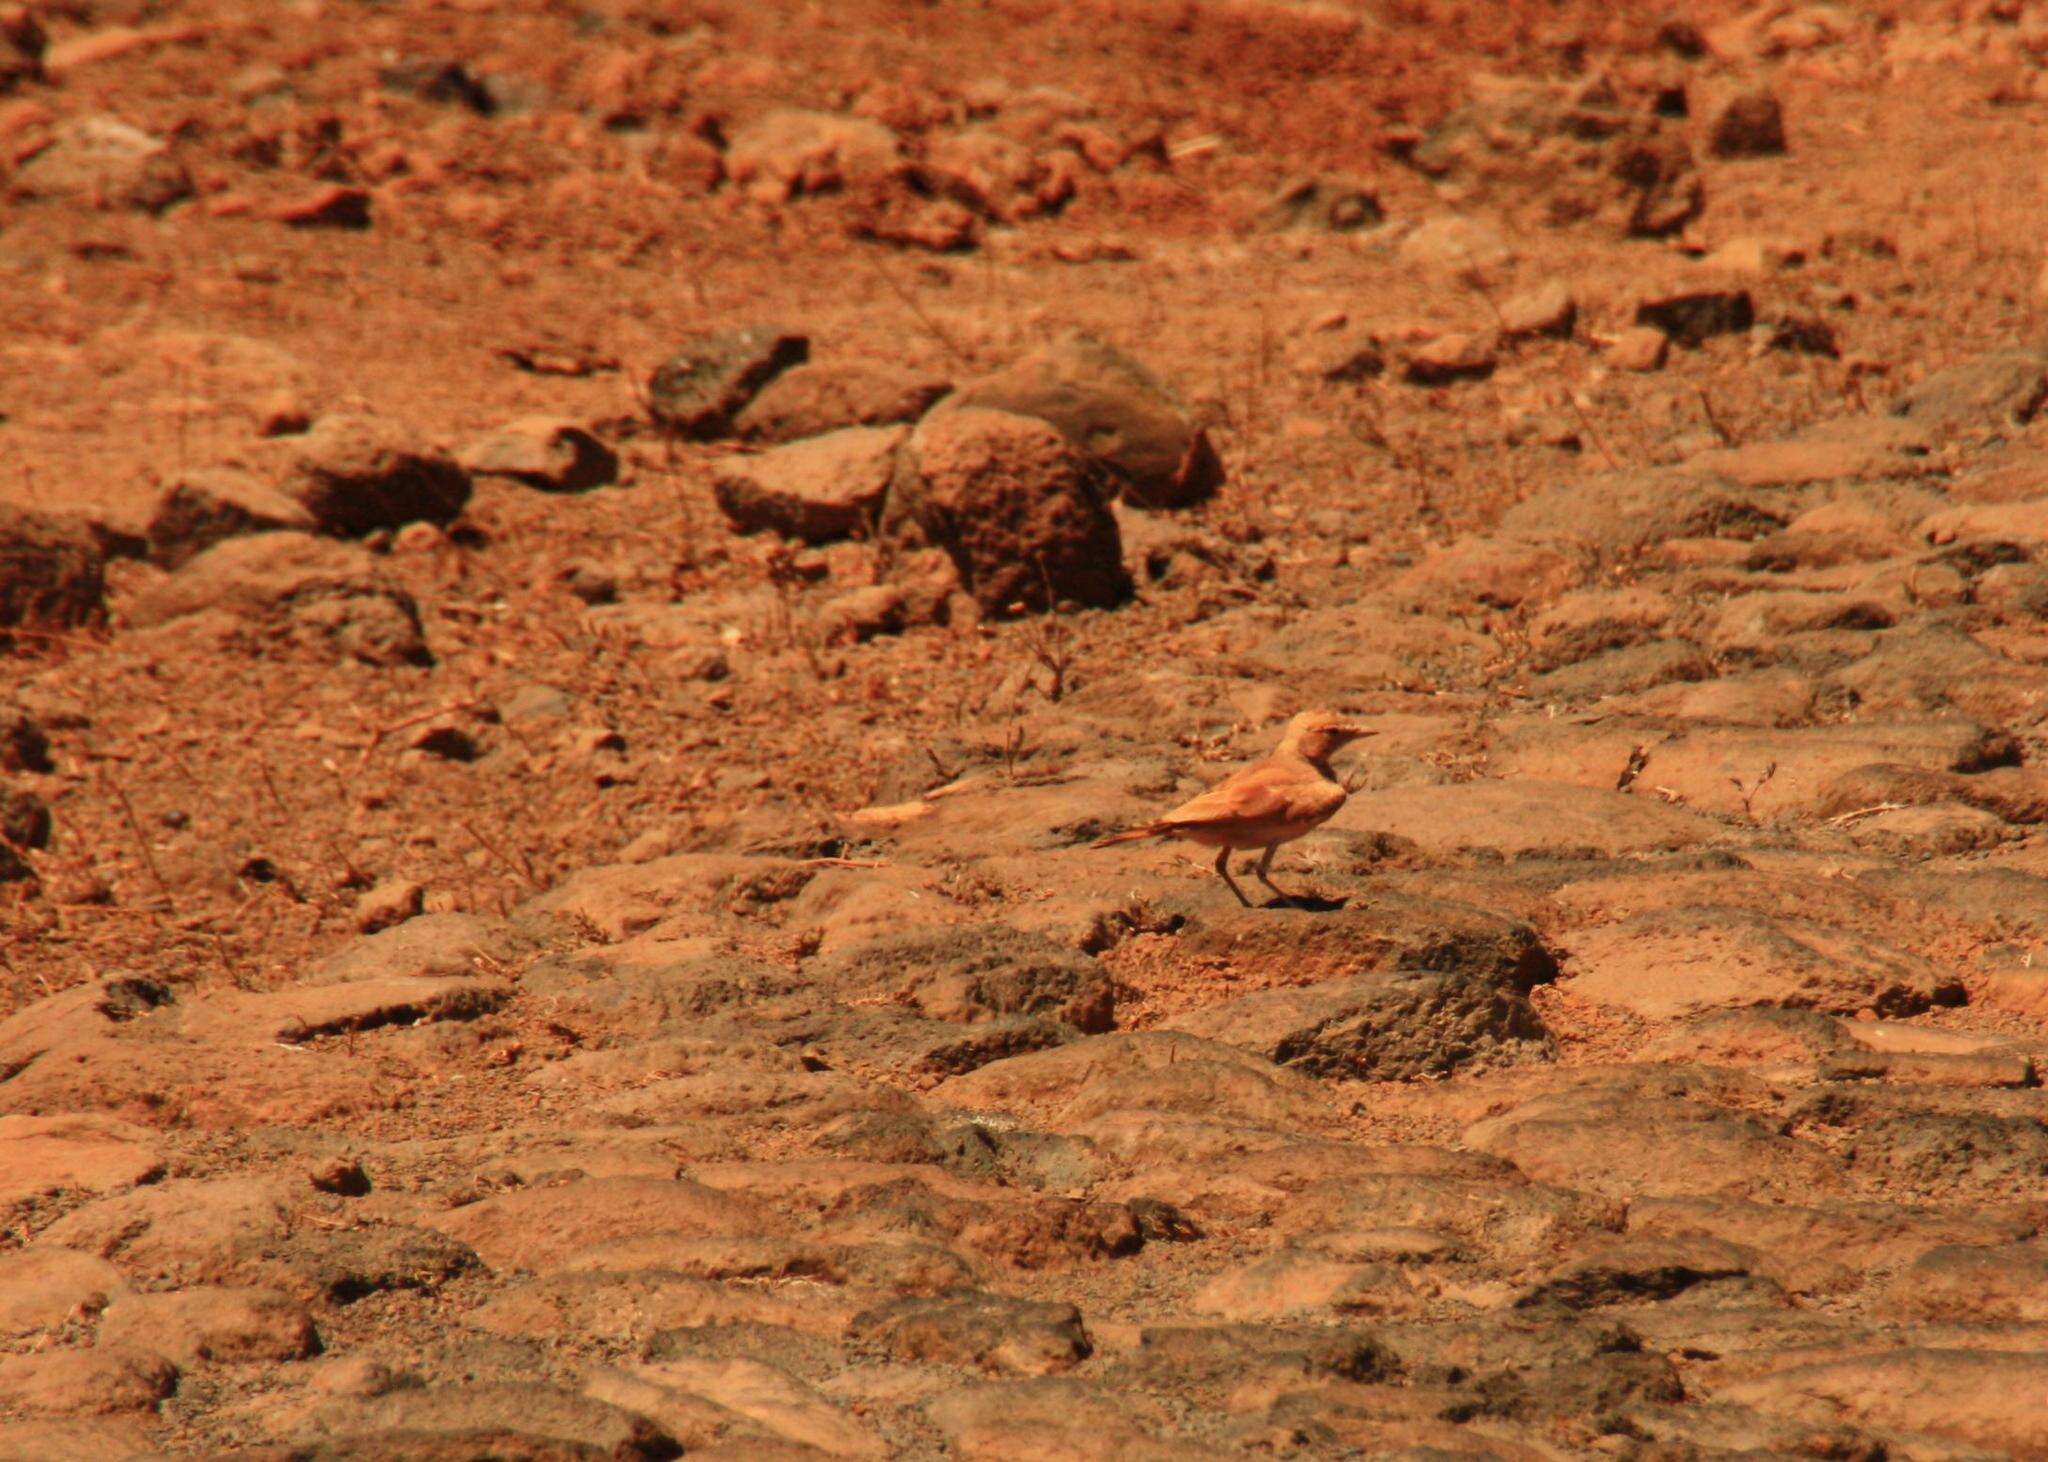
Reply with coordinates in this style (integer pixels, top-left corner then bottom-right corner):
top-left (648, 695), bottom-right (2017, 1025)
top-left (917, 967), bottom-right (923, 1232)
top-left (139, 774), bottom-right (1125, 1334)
top-left (5, 0), bottom-right (2048, 1457)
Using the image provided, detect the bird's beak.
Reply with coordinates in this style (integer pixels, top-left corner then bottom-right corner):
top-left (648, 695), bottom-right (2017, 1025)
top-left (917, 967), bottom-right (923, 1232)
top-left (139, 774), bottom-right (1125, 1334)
top-left (1335, 725), bottom-right (1378, 744)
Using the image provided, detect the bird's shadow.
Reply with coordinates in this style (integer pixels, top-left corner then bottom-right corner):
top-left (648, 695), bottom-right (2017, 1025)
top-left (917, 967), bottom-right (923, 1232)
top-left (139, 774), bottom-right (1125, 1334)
top-left (1261, 894), bottom-right (1349, 913)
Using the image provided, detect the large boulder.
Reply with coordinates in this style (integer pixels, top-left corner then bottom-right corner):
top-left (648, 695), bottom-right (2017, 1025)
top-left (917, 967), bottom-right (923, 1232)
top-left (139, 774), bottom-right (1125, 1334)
top-left (946, 333), bottom-right (1223, 509)
top-left (890, 407), bottom-right (1128, 615)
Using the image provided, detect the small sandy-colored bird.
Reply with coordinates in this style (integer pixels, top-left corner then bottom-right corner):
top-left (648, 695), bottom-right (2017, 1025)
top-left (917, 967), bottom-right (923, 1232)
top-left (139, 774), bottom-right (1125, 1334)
top-left (1093, 709), bottom-right (1377, 907)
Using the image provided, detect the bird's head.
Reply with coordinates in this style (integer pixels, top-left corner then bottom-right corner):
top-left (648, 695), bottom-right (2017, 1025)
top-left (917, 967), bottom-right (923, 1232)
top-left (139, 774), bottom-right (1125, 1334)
top-left (1279, 709), bottom-right (1378, 763)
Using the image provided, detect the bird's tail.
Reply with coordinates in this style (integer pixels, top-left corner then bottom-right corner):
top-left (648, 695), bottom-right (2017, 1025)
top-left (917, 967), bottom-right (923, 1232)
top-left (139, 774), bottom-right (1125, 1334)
top-left (1092, 824), bottom-right (1167, 848)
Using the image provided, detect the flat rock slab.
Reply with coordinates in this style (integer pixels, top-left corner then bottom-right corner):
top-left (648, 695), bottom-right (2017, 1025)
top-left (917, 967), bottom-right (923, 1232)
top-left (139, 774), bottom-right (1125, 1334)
top-left (734, 360), bottom-right (949, 443)
top-left (98, 1285), bottom-right (318, 1366)
top-left (0, 1346), bottom-right (177, 1416)
top-left (424, 1175), bottom-right (778, 1273)
top-left (0, 1248), bottom-right (128, 1336)
top-left (928, 1377), bottom-right (1186, 1461)
top-left (933, 1031), bottom-right (1341, 1135)
top-left (1561, 906), bottom-right (1964, 1020)
top-left (1163, 897), bottom-right (1558, 994)
top-left (457, 416), bottom-right (618, 492)
top-left (0, 1114), bottom-right (164, 1212)
top-left (849, 1289), bottom-right (1092, 1375)
top-left (191, 976), bottom-right (513, 1044)
top-left (713, 425), bottom-right (906, 543)
top-left (1164, 970), bottom-right (1550, 1081)
top-left (126, 530), bottom-right (430, 667)
top-left (1625, 720), bottom-right (2014, 820)
top-left (1717, 1347), bottom-right (2048, 1455)
top-left (1330, 780), bottom-right (1721, 858)
top-left (302, 1382), bottom-right (679, 1459)
top-left (1464, 1076), bottom-right (1843, 1201)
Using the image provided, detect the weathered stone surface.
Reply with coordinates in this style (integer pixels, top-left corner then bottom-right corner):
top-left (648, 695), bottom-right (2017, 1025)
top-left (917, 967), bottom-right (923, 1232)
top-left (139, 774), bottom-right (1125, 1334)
top-left (849, 1289), bottom-right (1091, 1374)
top-left (1331, 781), bottom-right (1718, 859)
top-left (457, 416), bottom-right (618, 492)
top-left (647, 324), bottom-right (808, 438)
top-left (713, 425), bottom-right (905, 543)
top-left (1893, 343), bottom-right (2048, 433)
top-left (143, 469), bottom-right (316, 568)
top-left (1708, 88), bottom-right (1788, 156)
top-left (15, 115), bottom-right (191, 212)
top-left (816, 924), bottom-right (1115, 1033)
top-left (891, 407), bottom-right (1128, 614)
top-left (1499, 280), bottom-right (1577, 339)
top-left (1719, 1348), bottom-right (2048, 1454)
top-left (303, 1382), bottom-right (678, 1458)
top-left (927, 1377), bottom-right (1185, 1460)
top-left (424, 1176), bottom-right (776, 1273)
top-left (1634, 282), bottom-right (1756, 346)
top-left (98, 1285), bottom-right (319, 1366)
top-left (946, 332), bottom-right (1223, 509)
top-left (272, 414), bottom-right (472, 535)
top-left (0, 506), bottom-right (106, 633)
top-left (0, 1248), bottom-right (128, 1336)
top-left (733, 360), bottom-right (949, 443)
top-left (1166, 898), bottom-right (1558, 995)
top-left (1465, 1073), bottom-right (1843, 1200)
top-left (126, 532), bottom-right (431, 666)
top-left (1406, 77), bottom-right (1704, 237)
top-left (0, 1114), bottom-right (164, 1213)
top-left (1884, 1241), bottom-right (2048, 1322)
top-left (0, 1346), bottom-right (177, 1415)
top-left (1561, 907), bottom-right (1964, 1019)
top-left (935, 1032), bottom-right (1341, 1135)
top-left (1165, 971), bottom-right (1549, 1081)
top-left (726, 110), bottom-right (902, 204)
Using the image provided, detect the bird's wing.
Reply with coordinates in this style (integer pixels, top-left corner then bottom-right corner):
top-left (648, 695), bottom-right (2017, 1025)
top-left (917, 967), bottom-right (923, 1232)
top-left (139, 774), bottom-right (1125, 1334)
top-left (1159, 760), bottom-right (1340, 832)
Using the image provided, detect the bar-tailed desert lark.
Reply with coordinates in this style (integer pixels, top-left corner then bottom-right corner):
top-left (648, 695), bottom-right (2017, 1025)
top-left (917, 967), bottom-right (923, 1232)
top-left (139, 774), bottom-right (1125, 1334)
top-left (1094, 709), bottom-right (1376, 906)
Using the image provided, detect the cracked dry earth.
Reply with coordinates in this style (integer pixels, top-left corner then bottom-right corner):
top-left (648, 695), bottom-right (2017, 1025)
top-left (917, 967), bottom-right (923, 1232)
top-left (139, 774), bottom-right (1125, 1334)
top-left (6, 0), bottom-right (2048, 1458)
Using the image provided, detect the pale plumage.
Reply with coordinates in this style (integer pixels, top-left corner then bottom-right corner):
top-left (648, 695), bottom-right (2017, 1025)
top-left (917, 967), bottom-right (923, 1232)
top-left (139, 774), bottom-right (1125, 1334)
top-left (1094, 709), bottom-right (1376, 906)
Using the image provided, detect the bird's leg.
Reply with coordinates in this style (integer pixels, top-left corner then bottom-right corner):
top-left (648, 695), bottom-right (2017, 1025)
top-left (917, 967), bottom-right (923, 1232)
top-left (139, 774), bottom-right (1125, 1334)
top-left (1215, 846), bottom-right (1252, 907)
top-left (1254, 843), bottom-right (1298, 907)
